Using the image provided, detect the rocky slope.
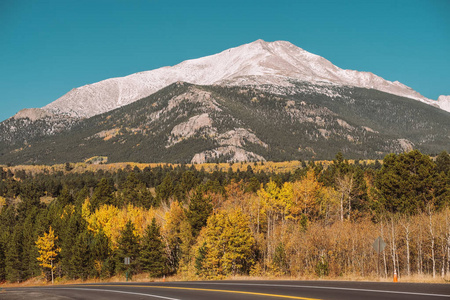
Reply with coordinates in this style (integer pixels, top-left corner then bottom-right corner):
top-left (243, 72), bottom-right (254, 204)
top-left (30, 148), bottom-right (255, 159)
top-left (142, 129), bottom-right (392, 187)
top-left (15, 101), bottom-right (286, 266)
top-left (1, 82), bottom-right (448, 165)
top-left (0, 108), bottom-right (79, 147)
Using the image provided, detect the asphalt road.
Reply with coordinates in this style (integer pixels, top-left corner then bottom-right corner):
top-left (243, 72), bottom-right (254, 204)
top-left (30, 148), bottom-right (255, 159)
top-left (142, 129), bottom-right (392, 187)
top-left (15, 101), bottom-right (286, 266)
top-left (1, 280), bottom-right (450, 300)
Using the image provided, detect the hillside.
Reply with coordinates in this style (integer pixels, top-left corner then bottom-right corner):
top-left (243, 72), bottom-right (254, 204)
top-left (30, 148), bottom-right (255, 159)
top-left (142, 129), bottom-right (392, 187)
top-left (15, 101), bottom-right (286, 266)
top-left (1, 81), bottom-right (448, 165)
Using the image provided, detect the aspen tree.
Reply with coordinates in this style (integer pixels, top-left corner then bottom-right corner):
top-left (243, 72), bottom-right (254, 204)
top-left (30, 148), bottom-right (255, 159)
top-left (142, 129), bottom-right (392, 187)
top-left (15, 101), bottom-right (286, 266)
top-left (36, 226), bottom-right (60, 284)
top-left (199, 209), bottom-right (255, 278)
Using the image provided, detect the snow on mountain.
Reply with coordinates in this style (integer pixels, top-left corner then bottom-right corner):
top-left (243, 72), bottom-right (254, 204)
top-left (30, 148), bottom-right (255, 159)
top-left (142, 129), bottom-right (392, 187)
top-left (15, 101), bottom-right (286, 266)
top-left (42, 40), bottom-right (449, 118)
top-left (437, 95), bottom-right (450, 112)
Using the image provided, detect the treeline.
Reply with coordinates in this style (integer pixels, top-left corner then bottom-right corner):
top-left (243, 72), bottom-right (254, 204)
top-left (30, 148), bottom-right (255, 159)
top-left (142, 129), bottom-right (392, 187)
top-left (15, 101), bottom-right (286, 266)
top-left (0, 150), bottom-right (449, 282)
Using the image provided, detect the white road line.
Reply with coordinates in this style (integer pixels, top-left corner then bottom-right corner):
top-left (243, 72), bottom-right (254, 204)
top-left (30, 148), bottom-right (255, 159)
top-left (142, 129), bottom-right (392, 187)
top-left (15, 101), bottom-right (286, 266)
top-left (174, 282), bottom-right (450, 298)
top-left (34, 287), bottom-right (181, 300)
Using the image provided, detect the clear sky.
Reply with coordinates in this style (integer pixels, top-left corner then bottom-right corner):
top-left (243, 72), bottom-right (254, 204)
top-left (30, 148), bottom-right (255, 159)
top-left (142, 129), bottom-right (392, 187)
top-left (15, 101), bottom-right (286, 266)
top-left (1, 0), bottom-right (449, 121)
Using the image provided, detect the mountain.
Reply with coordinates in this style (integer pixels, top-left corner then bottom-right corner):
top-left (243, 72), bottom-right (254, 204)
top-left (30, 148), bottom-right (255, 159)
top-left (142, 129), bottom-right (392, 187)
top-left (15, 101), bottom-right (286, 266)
top-left (41, 40), bottom-right (449, 118)
top-left (1, 40), bottom-right (449, 165)
top-left (1, 81), bottom-right (449, 165)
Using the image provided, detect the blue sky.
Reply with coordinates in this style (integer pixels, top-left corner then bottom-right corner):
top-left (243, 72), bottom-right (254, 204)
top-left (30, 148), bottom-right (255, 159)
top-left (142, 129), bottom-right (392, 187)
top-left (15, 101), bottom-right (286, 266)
top-left (1, 0), bottom-right (449, 121)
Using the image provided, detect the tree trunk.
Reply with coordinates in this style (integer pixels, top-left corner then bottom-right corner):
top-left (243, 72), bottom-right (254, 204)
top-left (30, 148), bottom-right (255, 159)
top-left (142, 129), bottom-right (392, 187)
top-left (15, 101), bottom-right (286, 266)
top-left (257, 197), bottom-right (260, 235)
top-left (442, 242), bottom-right (445, 278)
top-left (429, 211), bottom-right (436, 278)
top-left (381, 221), bottom-right (387, 278)
top-left (446, 209), bottom-right (450, 276)
top-left (447, 233), bottom-right (450, 277)
top-left (401, 219), bottom-right (411, 276)
top-left (390, 216), bottom-right (397, 278)
top-left (51, 260), bottom-right (54, 284)
top-left (347, 177), bottom-right (353, 221)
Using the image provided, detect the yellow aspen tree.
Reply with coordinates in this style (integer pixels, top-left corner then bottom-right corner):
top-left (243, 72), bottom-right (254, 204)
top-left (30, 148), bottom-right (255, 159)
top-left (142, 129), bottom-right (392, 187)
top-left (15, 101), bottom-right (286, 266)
top-left (291, 169), bottom-right (322, 219)
top-left (199, 209), bottom-right (255, 278)
top-left (36, 226), bottom-right (61, 284)
top-left (83, 203), bottom-right (155, 248)
top-left (162, 201), bottom-right (193, 273)
top-left (257, 181), bottom-right (293, 263)
top-left (0, 196), bottom-right (5, 213)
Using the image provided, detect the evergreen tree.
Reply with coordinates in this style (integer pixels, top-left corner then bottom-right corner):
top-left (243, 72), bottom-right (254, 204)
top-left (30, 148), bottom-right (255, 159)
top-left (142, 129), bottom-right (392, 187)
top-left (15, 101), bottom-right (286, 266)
top-left (436, 151), bottom-right (450, 175)
top-left (116, 221), bottom-right (140, 274)
top-left (71, 229), bottom-right (95, 280)
top-left (21, 209), bottom-right (41, 280)
top-left (186, 187), bottom-right (213, 237)
top-left (0, 225), bottom-right (8, 281)
top-left (121, 173), bottom-right (141, 205)
top-left (57, 186), bottom-right (74, 207)
top-left (75, 186), bottom-right (90, 208)
top-left (273, 242), bottom-right (289, 275)
top-left (17, 182), bottom-right (43, 221)
top-left (5, 225), bottom-right (22, 282)
top-left (376, 150), bottom-right (438, 214)
top-left (91, 178), bottom-right (115, 210)
top-left (121, 173), bottom-right (155, 208)
top-left (140, 218), bottom-right (166, 277)
top-left (92, 230), bottom-right (113, 278)
top-left (180, 170), bottom-right (199, 195)
top-left (155, 174), bottom-right (174, 203)
top-left (60, 209), bottom-right (84, 279)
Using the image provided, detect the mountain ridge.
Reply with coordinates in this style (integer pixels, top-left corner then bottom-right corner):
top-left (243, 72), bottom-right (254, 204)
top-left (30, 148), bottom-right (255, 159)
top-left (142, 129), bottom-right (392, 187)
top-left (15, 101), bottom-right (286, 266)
top-left (36, 39), bottom-right (449, 119)
top-left (1, 81), bottom-right (449, 165)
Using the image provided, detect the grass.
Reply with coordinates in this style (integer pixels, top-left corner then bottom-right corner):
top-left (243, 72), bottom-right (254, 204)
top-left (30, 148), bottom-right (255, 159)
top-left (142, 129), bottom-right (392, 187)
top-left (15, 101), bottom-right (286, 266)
top-left (1, 273), bottom-right (448, 288)
top-left (2, 159), bottom-right (378, 177)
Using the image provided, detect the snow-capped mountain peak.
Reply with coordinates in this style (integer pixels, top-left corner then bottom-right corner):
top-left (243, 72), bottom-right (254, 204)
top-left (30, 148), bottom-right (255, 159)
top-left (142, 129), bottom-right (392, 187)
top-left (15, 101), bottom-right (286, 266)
top-left (42, 40), bottom-right (448, 118)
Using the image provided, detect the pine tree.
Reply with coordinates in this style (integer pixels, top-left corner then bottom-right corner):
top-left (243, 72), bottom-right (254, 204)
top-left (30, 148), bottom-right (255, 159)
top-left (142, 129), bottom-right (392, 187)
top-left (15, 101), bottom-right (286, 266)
top-left (436, 151), bottom-right (450, 174)
top-left (60, 209), bottom-right (84, 279)
top-left (376, 150), bottom-right (438, 214)
top-left (71, 229), bottom-right (95, 280)
top-left (92, 230), bottom-right (113, 278)
top-left (121, 173), bottom-right (141, 205)
top-left (186, 187), bottom-right (213, 237)
top-left (0, 223), bottom-right (6, 281)
top-left (91, 178), bottom-right (115, 210)
top-left (140, 218), bottom-right (166, 278)
top-left (57, 186), bottom-right (74, 207)
top-left (194, 242), bottom-right (207, 276)
top-left (5, 226), bottom-right (22, 282)
top-left (17, 182), bottom-right (42, 221)
top-left (273, 242), bottom-right (289, 275)
top-left (121, 173), bottom-right (155, 208)
top-left (116, 220), bottom-right (140, 274)
top-left (21, 209), bottom-right (41, 280)
top-left (156, 174), bottom-right (174, 203)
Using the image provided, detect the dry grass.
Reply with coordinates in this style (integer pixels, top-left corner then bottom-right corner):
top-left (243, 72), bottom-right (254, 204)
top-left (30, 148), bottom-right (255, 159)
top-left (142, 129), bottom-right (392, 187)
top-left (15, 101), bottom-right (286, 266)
top-left (2, 159), bottom-right (379, 177)
top-left (0, 273), bottom-right (167, 288)
top-left (229, 273), bottom-right (450, 283)
top-left (1, 273), bottom-right (448, 288)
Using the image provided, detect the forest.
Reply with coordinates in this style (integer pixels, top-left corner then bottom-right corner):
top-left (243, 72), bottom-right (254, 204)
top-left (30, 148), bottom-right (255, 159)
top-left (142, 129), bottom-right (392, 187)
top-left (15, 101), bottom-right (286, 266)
top-left (0, 149), bottom-right (449, 283)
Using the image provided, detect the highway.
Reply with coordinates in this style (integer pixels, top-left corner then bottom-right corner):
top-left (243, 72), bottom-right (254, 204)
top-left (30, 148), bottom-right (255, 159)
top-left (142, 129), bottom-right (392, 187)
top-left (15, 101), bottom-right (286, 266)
top-left (1, 280), bottom-right (450, 300)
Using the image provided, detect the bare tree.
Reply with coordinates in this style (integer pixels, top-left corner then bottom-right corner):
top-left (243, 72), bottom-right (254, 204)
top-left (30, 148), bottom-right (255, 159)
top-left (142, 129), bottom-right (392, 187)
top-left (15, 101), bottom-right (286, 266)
top-left (389, 214), bottom-right (398, 278)
top-left (428, 204), bottom-right (436, 278)
top-left (400, 215), bottom-right (412, 276)
top-left (335, 174), bottom-right (354, 222)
